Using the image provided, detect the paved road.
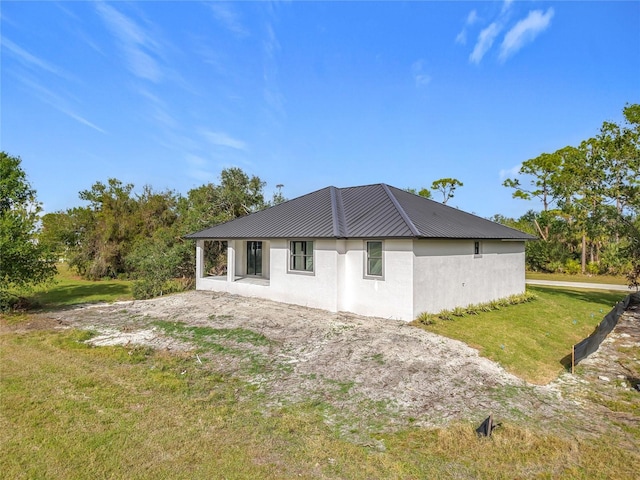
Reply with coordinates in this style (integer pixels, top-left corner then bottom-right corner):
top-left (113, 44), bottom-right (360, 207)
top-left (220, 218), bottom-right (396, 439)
top-left (526, 279), bottom-right (634, 292)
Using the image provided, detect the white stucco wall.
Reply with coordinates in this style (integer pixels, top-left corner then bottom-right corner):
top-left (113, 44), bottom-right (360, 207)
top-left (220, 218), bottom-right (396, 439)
top-left (412, 239), bottom-right (526, 316)
top-left (195, 238), bottom-right (526, 322)
top-left (338, 239), bottom-right (414, 320)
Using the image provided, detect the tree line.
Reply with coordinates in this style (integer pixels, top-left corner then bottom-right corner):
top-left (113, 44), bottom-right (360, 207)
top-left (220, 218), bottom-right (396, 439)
top-left (1, 104), bottom-right (638, 309)
top-left (1, 154), bottom-right (278, 307)
top-left (498, 103), bottom-right (639, 285)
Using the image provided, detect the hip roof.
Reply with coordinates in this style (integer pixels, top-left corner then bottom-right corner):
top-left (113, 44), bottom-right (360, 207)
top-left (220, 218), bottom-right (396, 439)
top-left (186, 183), bottom-right (536, 240)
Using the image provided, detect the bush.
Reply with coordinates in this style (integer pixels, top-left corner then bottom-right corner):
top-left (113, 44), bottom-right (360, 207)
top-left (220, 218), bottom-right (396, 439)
top-left (0, 291), bottom-right (36, 312)
top-left (132, 277), bottom-right (192, 300)
top-left (564, 258), bottom-right (581, 274)
top-left (586, 261), bottom-right (599, 275)
top-left (131, 279), bottom-right (162, 300)
top-left (415, 312), bottom-right (436, 325)
top-left (600, 242), bottom-right (632, 275)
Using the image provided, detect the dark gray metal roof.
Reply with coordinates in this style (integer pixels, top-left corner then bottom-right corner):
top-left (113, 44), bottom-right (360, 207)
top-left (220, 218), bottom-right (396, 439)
top-left (186, 183), bottom-right (536, 240)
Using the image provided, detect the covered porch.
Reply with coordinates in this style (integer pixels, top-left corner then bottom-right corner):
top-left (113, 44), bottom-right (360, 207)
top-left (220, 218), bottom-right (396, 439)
top-left (196, 239), bottom-right (271, 287)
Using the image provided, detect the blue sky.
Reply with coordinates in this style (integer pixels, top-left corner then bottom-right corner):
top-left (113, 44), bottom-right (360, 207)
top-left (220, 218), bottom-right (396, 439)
top-left (2, 1), bottom-right (639, 219)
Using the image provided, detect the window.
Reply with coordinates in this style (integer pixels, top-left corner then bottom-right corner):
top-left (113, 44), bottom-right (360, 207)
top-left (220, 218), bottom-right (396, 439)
top-left (290, 241), bottom-right (313, 272)
top-left (474, 241), bottom-right (482, 257)
top-left (366, 241), bottom-right (383, 277)
top-left (247, 241), bottom-right (262, 276)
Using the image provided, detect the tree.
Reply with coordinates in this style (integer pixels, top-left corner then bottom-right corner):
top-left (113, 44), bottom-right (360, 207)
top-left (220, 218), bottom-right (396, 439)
top-left (0, 152), bottom-right (56, 307)
top-left (503, 103), bottom-right (640, 277)
top-left (271, 184), bottom-right (287, 205)
top-left (129, 167), bottom-right (268, 299)
top-left (431, 178), bottom-right (463, 204)
top-left (405, 187), bottom-right (433, 199)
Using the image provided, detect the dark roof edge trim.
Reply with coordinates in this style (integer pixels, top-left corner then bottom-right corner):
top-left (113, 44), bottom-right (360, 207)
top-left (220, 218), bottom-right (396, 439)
top-left (381, 184), bottom-right (422, 237)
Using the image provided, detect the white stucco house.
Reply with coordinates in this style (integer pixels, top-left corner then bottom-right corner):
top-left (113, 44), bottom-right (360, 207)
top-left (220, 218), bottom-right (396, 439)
top-left (186, 184), bottom-right (536, 321)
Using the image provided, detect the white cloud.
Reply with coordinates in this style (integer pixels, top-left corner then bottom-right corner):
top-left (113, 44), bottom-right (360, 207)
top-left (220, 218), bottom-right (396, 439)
top-left (455, 9), bottom-right (479, 45)
top-left (501, 0), bottom-right (514, 15)
top-left (208, 2), bottom-right (249, 37)
top-left (14, 74), bottom-right (105, 133)
top-left (200, 129), bottom-right (247, 151)
top-left (470, 22), bottom-right (501, 64)
top-left (499, 165), bottom-right (521, 180)
top-left (499, 8), bottom-right (554, 62)
top-left (1, 36), bottom-right (72, 79)
top-left (95, 2), bottom-right (163, 82)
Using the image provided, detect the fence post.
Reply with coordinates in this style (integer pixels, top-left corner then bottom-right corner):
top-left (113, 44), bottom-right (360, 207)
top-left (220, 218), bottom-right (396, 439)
top-left (571, 345), bottom-right (575, 374)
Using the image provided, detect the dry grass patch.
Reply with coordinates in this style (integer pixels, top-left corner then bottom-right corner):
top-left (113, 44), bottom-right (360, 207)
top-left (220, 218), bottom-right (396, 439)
top-left (2, 324), bottom-right (639, 479)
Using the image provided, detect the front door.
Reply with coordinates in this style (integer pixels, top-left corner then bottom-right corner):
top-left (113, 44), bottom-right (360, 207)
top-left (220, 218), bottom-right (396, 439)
top-left (247, 241), bottom-right (262, 276)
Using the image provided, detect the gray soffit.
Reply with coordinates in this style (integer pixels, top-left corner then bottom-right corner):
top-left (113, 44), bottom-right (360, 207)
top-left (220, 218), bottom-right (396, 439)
top-left (185, 183), bottom-right (537, 240)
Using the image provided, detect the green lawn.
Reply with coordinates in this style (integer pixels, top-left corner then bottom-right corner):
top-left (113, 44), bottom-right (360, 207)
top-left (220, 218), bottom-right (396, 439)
top-left (526, 271), bottom-right (628, 285)
top-left (413, 286), bottom-right (626, 384)
top-left (26, 264), bottom-right (133, 308)
top-left (2, 276), bottom-right (638, 478)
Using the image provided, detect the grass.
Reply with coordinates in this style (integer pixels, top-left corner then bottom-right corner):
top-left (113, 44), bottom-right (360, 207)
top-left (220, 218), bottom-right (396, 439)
top-left (2, 275), bottom-right (638, 477)
top-left (412, 286), bottom-right (627, 384)
top-left (14, 264), bottom-right (133, 309)
top-left (2, 327), bottom-right (638, 479)
top-left (526, 271), bottom-right (628, 285)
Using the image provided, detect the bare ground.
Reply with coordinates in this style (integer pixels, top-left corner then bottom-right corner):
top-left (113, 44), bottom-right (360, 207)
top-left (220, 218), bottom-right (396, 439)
top-left (19, 291), bottom-right (640, 443)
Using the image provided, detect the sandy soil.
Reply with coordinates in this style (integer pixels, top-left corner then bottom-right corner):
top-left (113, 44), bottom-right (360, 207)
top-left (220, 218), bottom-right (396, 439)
top-left (22, 291), bottom-right (640, 439)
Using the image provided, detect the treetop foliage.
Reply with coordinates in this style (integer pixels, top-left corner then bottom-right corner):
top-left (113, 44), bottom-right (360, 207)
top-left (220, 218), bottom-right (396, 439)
top-left (500, 104), bottom-right (639, 285)
top-left (38, 166), bottom-right (275, 297)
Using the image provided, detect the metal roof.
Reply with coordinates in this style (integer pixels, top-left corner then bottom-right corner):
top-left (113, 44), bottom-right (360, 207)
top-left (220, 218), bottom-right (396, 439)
top-left (186, 183), bottom-right (536, 240)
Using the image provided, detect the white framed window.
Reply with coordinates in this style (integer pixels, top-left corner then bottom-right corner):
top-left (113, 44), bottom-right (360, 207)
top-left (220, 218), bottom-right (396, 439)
top-left (289, 240), bottom-right (314, 272)
top-left (365, 240), bottom-right (383, 278)
top-left (474, 241), bottom-right (482, 258)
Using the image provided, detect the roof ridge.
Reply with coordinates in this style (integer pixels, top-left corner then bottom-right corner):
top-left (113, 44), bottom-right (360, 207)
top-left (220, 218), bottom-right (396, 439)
top-left (381, 184), bottom-right (421, 237)
top-left (330, 186), bottom-right (348, 237)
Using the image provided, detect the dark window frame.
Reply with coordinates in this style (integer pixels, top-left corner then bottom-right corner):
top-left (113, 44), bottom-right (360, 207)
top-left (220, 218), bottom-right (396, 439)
top-left (365, 240), bottom-right (384, 278)
top-left (289, 240), bottom-right (314, 273)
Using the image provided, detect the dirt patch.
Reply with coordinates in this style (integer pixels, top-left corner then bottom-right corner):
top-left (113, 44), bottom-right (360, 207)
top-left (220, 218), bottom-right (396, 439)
top-left (26, 291), bottom-right (640, 440)
top-left (550, 300), bottom-right (640, 444)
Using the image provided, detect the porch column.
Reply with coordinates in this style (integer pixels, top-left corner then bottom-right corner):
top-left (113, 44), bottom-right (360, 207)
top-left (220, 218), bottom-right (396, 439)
top-left (227, 240), bottom-right (236, 282)
top-left (195, 240), bottom-right (205, 279)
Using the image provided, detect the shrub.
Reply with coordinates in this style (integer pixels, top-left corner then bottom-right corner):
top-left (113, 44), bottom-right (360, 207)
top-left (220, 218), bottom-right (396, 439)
top-left (438, 310), bottom-right (454, 321)
top-left (416, 312), bottom-right (436, 325)
top-left (465, 304), bottom-right (480, 315)
top-left (586, 261), bottom-right (599, 275)
top-left (452, 306), bottom-right (466, 317)
top-left (131, 279), bottom-right (162, 300)
top-left (546, 261), bottom-right (564, 273)
top-left (564, 258), bottom-right (581, 275)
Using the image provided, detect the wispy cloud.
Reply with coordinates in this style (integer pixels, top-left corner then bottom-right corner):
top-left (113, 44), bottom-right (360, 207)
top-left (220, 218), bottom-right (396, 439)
top-left (185, 154), bottom-right (215, 183)
top-left (208, 2), bottom-right (249, 37)
top-left (464, 1), bottom-right (553, 65)
top-left (499, 8), bottom-right (554, 62)
top-left (501, 0), bottom-right (514, 15)
top-left (455, 9), bottom-right (479, 45)
top-left (499, 164), bottom-right (521, 180)
top-left (95, 2), bottom-right (163, 82)
top-left (200, 129), bottom-right (247, 151)
top-left (470, 22), bottom-right (502, 64)
top-left (15, 74), bottom-right (106, 133)
top-left (1, 36), bottom-right (73, 79)
top-left (411, 59), bottom-right (431, 88)
top-left (262, 21), bottom-right (285, 118)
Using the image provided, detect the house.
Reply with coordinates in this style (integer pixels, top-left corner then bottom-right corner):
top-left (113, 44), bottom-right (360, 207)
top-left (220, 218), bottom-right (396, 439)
top-left (186, 184), bottom-right (536, 321)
